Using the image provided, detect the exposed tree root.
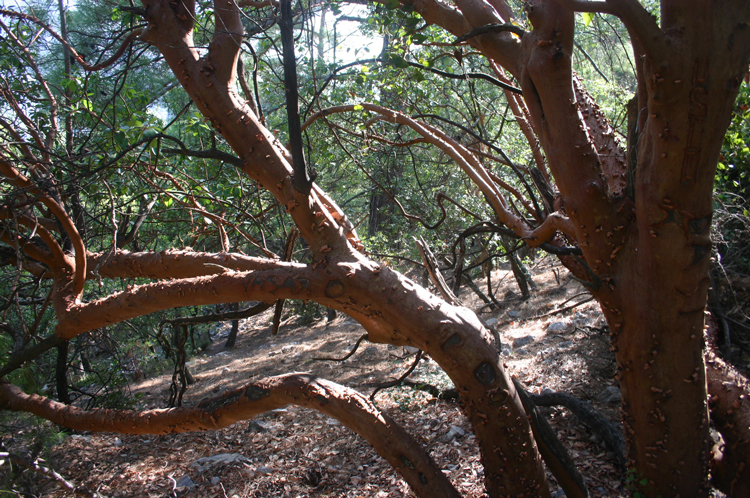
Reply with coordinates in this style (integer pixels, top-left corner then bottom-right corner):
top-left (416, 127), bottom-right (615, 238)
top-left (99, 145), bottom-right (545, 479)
top-left (528, 389), bottom-right (627, 470)
top-left (513, 378), bottom-right (589, 498)
top-left (0, 374), bottom-right (460, 498)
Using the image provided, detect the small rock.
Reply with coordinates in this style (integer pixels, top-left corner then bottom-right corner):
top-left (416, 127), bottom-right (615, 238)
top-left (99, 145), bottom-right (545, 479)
top-left (547, 321), bottom-right (567, 333)
top-left (508, 310), bottom-right (519, 318)
top-left (599, 386), bottom-right (621, 405)
top-left (191, 453), bottom-right (250, 473)
top-left (256, 465), bottom-right (272, 475)
top-left (501, 348), bottom-right (512, 357)
top-left (485, 317), bottom-right (498, 327)
top-left (512, 335), bottom-right (534, 348)
top-left (558, 341), bottom-right (574, 349)
top-left (326, 417), bottom-right (340, 425)
top-left (445, 463), bottom-right (460, 471)
top-left (246, 420), bottom-right (272, 433)
top-left (441, 425), bottom-right (466, 442)
top-left (175, 475), bottom-right (196, 490)
top-left (210, 476), bottom-right (221, 485)
top-left (112, 438), bottom-right (123, 447)
top-left (404, 346), bottom-right (420, 354)
top-left (551, 487), bottom-right (566, 497)
top-left (364, 346), bottom-right (378, 355)
top-left (514, 348), bottom-right (528, 356)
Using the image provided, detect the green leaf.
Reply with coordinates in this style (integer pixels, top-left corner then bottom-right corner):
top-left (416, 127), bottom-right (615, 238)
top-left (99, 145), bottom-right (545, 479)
top-left (114, 131), bottom-right (128, 150)
top-left (387, 54), bottom-right (410, 69)
top-left (582, 12), bottom-right (594, 27)
top-left (353, 104), bottom-right (364, 111)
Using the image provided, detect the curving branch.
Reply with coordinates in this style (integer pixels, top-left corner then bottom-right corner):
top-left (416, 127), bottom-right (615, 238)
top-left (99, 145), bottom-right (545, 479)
top-left (551, 0), bottom-right (665, 61)
top-left (0, 8), bottom-right (143, 72)
top-left (0, 374), bottom-right (461, 498)
top-left (0, 17), bottom-right (59, 154)
top-left (305, 103), bottom-right (571, 246)
top-left (0, 209), bottom-right (63, 267)
top-left (0, 160), bottom-right (86, 297)
top-left (57, 263), bottom-right (325, 339)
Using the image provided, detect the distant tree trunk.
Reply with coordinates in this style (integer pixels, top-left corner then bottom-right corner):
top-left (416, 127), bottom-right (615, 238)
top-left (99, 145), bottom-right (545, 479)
top-left (55, 341), bottom-right (70, 405)
top-left (224, 302), bottom-right (240, 348)
top-left (367, 189), bottom-right (388, 236)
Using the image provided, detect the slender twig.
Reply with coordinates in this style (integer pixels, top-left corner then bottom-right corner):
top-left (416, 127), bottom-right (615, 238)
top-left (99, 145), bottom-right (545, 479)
top-left (370, 350), bottom-right (423, 400)
top-left (313, 333), bottom-right (368, 361)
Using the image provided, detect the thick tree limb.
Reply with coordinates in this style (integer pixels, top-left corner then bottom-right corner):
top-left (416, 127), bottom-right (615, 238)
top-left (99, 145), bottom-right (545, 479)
top-left (57, 264), bottom-right (324, 339)
top-left (0, 374), bottom-right (461, 498)
top-left (86, 249), bottom-right (281, 280)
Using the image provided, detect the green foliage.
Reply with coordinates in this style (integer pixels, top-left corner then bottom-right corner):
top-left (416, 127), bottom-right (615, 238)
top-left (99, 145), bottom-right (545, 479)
top-left (718, 81), bottom-right (750, 197)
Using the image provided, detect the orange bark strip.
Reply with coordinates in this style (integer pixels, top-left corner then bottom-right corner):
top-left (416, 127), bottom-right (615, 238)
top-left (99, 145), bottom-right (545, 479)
top-left (57, 264), bottom-right (324, 339)
top-left (0, 374), bottom-right (461, 498)
top-left (86, 249), bottom-right (284, 280)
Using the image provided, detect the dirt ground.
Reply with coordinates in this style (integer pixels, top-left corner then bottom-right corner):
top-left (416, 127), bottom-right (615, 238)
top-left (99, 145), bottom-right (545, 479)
top-left (11, 255), bottom-right (629, 497)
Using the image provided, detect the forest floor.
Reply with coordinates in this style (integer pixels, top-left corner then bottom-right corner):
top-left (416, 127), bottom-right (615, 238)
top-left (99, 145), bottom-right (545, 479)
top-left (12, 255), bottom-right (630, 497)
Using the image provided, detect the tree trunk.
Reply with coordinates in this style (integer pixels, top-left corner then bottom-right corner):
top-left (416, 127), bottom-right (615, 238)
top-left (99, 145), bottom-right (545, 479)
top-left (55, 341), bottom-right (70, 405)
top-left (224, 303), bottom-right (240, 348)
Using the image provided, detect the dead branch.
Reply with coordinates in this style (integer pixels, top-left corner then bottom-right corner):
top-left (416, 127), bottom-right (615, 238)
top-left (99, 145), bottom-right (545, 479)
top-left (0, 450), bottom-right (99, 497)
top-left (370, 350), bottom-right (423, 401)
top-left (415, 236), bottom-right (461, 305)
top-left (86, 249), bottom-right (282, 280)
top-left (313, 333), bottom-right (369, 362)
